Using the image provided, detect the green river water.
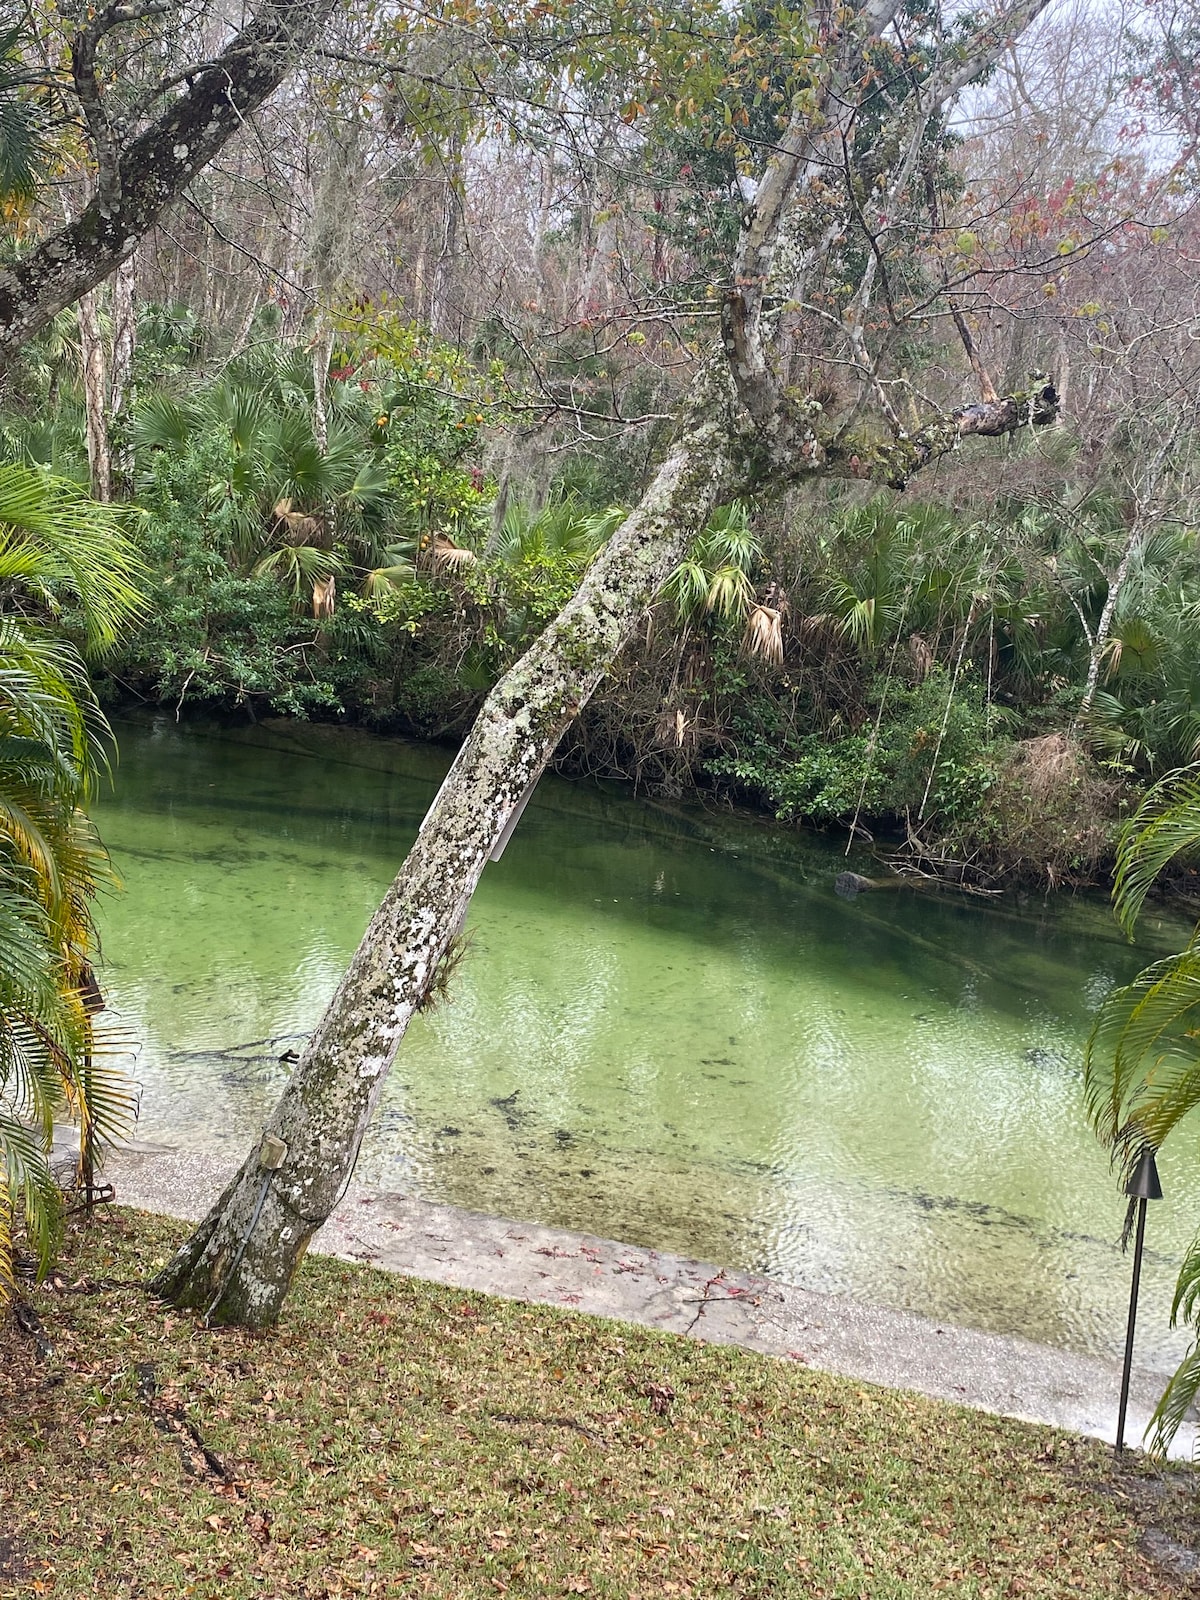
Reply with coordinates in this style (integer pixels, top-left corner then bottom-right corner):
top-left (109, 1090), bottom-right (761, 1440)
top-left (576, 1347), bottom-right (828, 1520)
top-left (94, 714), bottom-right (1200, 1372)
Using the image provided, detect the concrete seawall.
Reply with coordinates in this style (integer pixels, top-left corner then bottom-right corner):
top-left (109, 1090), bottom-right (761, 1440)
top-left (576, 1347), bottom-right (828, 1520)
top-left (105, 1139), bottom-right (1198, 1460)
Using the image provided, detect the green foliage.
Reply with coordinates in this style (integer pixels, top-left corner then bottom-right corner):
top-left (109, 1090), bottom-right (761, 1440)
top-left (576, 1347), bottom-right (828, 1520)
top-left (117, 441), bottom-right (341, 715)
top-left (107, 322), bottom-right (496, 715)
top-left (663, 501), bottom-right (760, 626)
top-left (355, 498), bottom-right (626, 732)
top-left (708, 670), bottom-right (997, 837)
top-left (1085, 764), bottom-right (1200, 1453)
top-left (1111, 764), bottom-right (1200, 935)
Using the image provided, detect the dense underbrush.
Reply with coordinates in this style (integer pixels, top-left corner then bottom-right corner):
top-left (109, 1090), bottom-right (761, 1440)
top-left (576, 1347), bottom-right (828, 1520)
top-left (7, 319), bottom-right (1197, 889)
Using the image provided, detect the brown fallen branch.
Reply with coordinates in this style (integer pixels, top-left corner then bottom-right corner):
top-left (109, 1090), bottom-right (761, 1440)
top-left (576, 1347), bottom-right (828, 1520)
top-left (136, 1361), bottom-right (232, 1482)
top-left (490, 1411), bottom-right (607, 1446)
top-left (835, 870), bottom-right (1001, 900)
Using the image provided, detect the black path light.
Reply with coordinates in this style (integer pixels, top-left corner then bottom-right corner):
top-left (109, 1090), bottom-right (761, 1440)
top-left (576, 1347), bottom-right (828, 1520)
top-left (1115, 1146), bottom-right (1164, 1454)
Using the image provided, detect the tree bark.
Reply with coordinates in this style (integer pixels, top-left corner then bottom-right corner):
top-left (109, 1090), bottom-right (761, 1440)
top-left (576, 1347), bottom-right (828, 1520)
top-left (108, 253), bottom-right (137, 491)
top-left (108, 254), bottom-right (136, 421)
top-left (1079, 523), bottom-right (1142, 716)
top-left (0, 0), bottom-right (335, 362)
top-left (152, 366), bottom-right (737, 1326)
top-left (311, 318), bottom-right (335, 456)
top-left (77, 289), bottom-right (111, 503)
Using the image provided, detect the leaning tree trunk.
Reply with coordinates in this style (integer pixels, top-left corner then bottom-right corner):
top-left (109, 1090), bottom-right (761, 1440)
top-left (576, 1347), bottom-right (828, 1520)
top-left (151, 372), bottom-right (736, 1326)
top-left (0, 0), bottom-right (336, 362)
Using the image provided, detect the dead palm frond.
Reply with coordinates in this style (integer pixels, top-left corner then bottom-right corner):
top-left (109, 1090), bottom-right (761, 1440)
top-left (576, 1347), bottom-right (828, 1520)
top-left (742, 604), bottom-right (784, 665)
top-left (429, 534), bottom-right (477, 571)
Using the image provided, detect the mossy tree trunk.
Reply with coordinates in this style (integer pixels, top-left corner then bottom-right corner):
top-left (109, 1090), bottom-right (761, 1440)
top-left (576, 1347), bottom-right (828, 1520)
top-left (0, 0), bottom-right (335, 363)
top-left (154, 0), bottom-right (1059, 1327)
top-left (152, 376), bottom-right (737, 1326)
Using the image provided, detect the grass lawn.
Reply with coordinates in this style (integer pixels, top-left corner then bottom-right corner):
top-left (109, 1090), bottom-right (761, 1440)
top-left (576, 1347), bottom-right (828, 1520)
top-left (1, 1208), bottom-right (1196, 1599)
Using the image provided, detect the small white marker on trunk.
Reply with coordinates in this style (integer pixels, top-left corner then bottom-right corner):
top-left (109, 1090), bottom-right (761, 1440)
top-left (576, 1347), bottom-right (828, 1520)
top-left (489, 775), bottom-right (539, 863)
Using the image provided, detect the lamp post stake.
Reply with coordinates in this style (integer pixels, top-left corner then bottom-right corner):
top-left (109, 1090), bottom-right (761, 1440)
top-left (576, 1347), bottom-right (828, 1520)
top-left (1115, 1147), bottom-right (1163, 1455)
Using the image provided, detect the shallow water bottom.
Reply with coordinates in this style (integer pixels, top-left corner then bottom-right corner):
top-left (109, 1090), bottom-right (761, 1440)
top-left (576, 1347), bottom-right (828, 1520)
top-left (95, 714), bottom-right (1200, 1372)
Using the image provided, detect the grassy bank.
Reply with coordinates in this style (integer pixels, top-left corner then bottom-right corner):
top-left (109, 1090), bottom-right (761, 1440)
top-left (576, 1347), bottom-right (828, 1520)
top-left (2, 1210), bottom-right (1195, 1599)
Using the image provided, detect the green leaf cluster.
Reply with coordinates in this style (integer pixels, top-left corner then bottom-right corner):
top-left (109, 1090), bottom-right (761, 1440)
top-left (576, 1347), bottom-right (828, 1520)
top-left (0, 463), bottom-right (144, 1296)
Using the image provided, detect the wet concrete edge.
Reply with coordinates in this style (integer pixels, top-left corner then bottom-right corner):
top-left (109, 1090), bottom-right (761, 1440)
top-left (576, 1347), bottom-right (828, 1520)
top-left (104, 1141), bottom-right (1197, 1460)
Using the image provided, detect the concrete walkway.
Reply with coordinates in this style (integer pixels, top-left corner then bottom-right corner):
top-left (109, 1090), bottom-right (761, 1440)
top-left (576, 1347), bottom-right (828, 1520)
top-left (105, 1140), bottom-right (1196, 1460)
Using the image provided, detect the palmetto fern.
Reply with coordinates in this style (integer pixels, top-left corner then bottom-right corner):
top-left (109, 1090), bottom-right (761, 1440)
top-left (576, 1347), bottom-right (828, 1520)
top-left (662, 501), bottom-right (762, 626)
top-left (133, 376), bottom-right (392, 569)
top-left (819, 500), bottom-right (976, 656)
top-left (254, 544), bottom-right (343, 606)
top-left (491, 497), bottom-right (622, 567)
top-left (1084, 763), bottom-right (1200, 1452)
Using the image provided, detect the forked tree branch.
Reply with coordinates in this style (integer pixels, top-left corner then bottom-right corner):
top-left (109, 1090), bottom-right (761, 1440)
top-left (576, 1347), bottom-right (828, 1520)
top-left (721, 0), bottom-right (1055, 453)
top-left (0, 0), bottom-right (335, 362)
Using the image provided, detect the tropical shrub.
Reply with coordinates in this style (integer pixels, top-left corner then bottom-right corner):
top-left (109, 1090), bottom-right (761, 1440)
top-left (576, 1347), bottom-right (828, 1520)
top-left (1085, 764), bottom-right (1200, 1452)
top-left (0, 462), bottom-right (144, 1296)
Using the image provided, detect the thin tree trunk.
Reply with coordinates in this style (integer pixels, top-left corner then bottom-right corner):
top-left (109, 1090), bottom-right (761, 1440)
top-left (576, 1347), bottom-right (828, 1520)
top-left (1079, 524), bottom-right (1142, 715)
top-left (78, 289), bottom-right (111, 502)
top-left (582, 212), bottom-right (618, 314)
top-left (108, 254), bottom-right (137, 492)
top-left (229, 296), bottom-right (260, 360)
top-left (151, 369), bottom-right (734, 1326)
top-left (311, 315), bottom-right (334, 454)
top-left (428, 140), bottom-right (464, 339)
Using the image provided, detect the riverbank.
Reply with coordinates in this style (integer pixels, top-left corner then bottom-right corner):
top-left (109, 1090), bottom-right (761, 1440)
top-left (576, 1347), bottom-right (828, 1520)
top-left (107, 1142), bottom-right (1197, 1460)
top-left (5, 1200), bottom-right (1200, 1600)
top-left (102, 690), bottom-right (1129, 893)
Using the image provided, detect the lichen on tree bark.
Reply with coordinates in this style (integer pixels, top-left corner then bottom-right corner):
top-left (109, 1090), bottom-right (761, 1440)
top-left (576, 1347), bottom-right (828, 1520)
top-left (152, 0), bottom-right (1060, 1327)
top-left (152, 375), bottom-right (736, 1324)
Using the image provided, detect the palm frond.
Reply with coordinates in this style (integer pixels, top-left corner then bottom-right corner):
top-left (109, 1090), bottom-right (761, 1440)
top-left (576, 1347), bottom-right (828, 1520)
top-left (0, 1108), bottom-right (64, 1291)
top-left (254, 544), bottom-right (342, 603)
top-left (0, 464), bottom-right (146, 654)
top-left (1112, 765), bottom-right (1200, 936)
top-left (1084, 934), bottom-right (1200, 1166)
top-left (1145, 1229), bottom-right (1200, 1457)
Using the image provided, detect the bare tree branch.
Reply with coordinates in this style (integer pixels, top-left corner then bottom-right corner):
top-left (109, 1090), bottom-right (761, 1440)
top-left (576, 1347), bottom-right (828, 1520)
top-left (0, 0), bottom-right (335, 361)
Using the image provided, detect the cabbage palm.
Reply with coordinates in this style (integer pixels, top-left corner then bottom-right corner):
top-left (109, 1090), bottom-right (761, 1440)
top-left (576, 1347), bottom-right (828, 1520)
top-left (1085, 762), bottom-right (1200, 1451)
top-left (134, 371), bottom-right (393, 571)
top-left (662, 501), bottom-right (761, 626)
top-left (0, 463), bottom-right (144, 1297)
top-left (489, 497), bottom-right (622, 567)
